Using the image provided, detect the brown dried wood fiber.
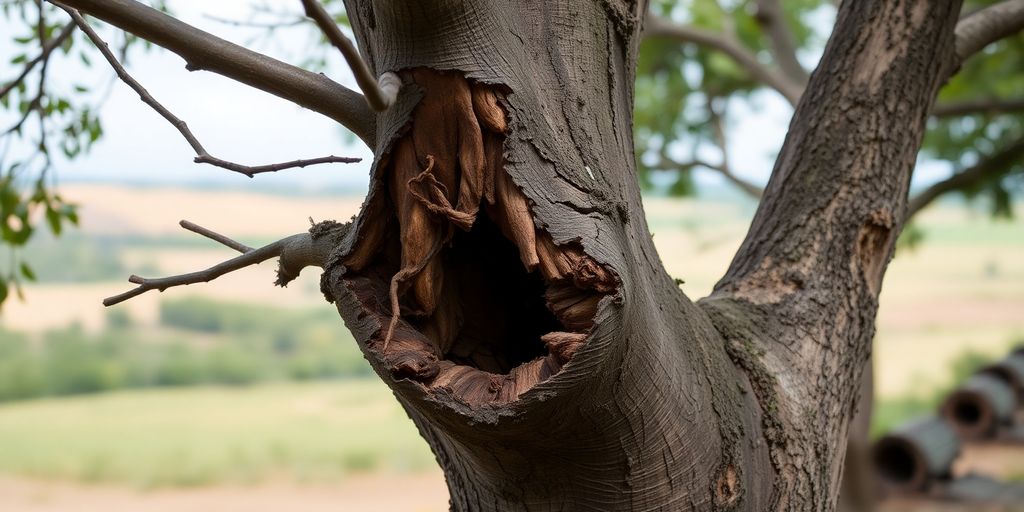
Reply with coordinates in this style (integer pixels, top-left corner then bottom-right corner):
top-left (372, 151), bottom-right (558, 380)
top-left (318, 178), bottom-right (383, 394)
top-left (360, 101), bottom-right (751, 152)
top-left (342, 69), bottom-right (616, 407)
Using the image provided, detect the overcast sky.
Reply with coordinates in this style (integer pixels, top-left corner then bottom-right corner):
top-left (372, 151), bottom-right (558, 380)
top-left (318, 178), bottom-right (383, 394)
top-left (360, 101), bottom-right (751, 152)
top-left (1, 1), bottom-right (949, 196)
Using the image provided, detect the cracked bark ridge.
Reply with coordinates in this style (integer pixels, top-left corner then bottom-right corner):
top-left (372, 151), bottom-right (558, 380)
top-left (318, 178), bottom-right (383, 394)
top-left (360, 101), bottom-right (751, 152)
top-left (705, 1), bottom-right (965, 509)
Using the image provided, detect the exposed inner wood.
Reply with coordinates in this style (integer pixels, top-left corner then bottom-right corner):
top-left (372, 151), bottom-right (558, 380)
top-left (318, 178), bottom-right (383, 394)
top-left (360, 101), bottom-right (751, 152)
top-left (341, 69), bottom-right (617, 407)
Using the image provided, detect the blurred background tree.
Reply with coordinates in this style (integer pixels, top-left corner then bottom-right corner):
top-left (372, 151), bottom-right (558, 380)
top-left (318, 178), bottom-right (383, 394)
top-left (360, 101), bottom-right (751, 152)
top-left (2, 0), bottom-right (1022, 305)
top-left (637, 0), bottom-right (1023, 222)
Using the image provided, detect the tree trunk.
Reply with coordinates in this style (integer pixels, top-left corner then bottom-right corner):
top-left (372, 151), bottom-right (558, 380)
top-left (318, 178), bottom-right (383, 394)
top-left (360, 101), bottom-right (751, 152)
top-left (316, 1), bottom-right (963, 510)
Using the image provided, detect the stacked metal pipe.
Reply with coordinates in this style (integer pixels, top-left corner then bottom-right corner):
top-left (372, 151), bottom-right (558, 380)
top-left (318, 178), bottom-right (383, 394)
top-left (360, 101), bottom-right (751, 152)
top-left (872, 345), bottom-right (1024, 502)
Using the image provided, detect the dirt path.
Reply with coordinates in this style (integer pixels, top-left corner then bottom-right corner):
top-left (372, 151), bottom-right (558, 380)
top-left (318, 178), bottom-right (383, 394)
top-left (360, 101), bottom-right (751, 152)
top-left (0, 472), bottom-right (449, 512)
top-left (2, 470), bottom-right (1022, 511)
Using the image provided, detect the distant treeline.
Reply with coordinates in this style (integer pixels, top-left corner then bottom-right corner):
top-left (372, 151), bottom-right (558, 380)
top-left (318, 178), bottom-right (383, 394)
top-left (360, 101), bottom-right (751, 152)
top-left (0, 298), bottom-right (371, 402)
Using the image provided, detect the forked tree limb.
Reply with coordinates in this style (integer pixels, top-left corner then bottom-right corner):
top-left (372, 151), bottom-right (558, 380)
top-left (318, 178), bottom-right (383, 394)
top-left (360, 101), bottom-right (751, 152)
top-left (954, 0), bottom-right (1024, 65)
top-left (46, 0), bottom-right (377, 147)
top-left (299, 0), bottom-right (398, 112)
top-left (60, 6), bottom-right (360, 177)
top-left (906, 135), bottom-right (1024, 219)
top-left (0, 22), bottom-right (76, 100)
top-left (103, 221), bottom-right (332, 306)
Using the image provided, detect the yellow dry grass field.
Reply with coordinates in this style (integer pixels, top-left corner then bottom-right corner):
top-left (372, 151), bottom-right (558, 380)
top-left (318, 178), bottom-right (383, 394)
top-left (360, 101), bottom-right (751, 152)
top-left (4, 183), bottom-right (1023, 398)
top-left (0, 473), bottom-right (450, 512)
top-left (0, 184), bottom-right (1022, 510)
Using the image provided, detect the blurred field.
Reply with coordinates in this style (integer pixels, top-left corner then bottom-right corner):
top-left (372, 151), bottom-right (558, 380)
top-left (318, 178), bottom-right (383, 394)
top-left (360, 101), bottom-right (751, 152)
top-left (0, 183), bottom-right (1021, 509)
top-left (0, 381), bottom-right (435, 487)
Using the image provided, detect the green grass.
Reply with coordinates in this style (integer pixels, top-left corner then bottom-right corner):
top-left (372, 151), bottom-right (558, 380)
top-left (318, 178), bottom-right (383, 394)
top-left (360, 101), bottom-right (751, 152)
top-left (0, 381), bottom-right (436, 488)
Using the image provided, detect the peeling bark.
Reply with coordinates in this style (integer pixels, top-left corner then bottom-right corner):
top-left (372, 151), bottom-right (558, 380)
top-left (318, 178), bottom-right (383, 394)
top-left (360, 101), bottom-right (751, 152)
top-left (38, 0), bottom-right (992, 508)
top-left (308, 0), bottom-right (967, 510)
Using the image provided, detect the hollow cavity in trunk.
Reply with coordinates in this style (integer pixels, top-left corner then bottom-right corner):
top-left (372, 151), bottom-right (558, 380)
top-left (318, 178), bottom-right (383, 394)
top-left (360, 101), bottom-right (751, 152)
top-left (340, 69), bottom-right (617, 407)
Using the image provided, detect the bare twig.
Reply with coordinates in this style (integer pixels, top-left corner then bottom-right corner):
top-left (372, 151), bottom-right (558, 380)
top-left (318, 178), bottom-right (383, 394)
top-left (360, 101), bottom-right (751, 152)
top-left (179, 220), bottom-right (252, 253)
top-left (955, 0), bottom-right (1024, 64)
top-left (47, 0), bottom-right (377, 147)
top-left (59, 6), bottom-right (360, 177)
top-left (299, 0), bottom-right (398, 112)
top-left (104, 220), bottom-right (330, 306)
top-left (3, 6), bottom-right (58, 138)
top-left (0, 22), bottom-right (75, 100)
top-left (752, 0), bottom-right (810, 84)
top-left (644, 12), bottom-right (803, 105)
top-left (932, 97), bottom-right (1024, 118)
top-left (906, 136), bottom-right (1024, 220)
top-left (192, 154), bottom-right (361, 177)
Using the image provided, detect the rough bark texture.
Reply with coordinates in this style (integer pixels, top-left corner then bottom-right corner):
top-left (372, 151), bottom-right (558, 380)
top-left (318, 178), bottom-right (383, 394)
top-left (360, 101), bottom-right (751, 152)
top-left (704, 1), bottom-right (963, 509)
top-left (306, 1), bottom-right (966, 510)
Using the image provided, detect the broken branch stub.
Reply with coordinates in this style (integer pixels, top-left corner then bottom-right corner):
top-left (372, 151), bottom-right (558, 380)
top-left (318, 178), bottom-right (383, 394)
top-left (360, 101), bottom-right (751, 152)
top-left (340, 69), bottom-right (617, 407)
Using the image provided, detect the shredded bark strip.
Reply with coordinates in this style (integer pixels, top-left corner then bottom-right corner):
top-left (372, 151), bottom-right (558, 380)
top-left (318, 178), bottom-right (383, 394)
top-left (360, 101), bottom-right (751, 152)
top-left (342, 69), bottom-right (617, 407)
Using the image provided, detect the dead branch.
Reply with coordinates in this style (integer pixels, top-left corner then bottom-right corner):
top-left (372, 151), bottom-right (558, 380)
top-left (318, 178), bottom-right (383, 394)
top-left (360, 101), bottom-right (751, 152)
top-left (59, 6), bottom-right (360, 177)
top-left (0, 22), bottom-right (75, 100)
top-left (47, 0), bottom-right (377, 147)
top-left (104, 220), bottom-right (329, 306)
top-left (179, 219), bottom-right (252, 253)
top-left (955, 0), bottom-right (1024, 64)
top-left (299, 0), bottom-right (398, 112)
top-left (643, 12), bottom-right (803, 105)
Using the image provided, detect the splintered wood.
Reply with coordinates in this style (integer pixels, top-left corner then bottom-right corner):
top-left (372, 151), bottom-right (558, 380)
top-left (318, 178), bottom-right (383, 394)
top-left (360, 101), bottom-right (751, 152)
top-left (343, 69), bottom-right (616, 407)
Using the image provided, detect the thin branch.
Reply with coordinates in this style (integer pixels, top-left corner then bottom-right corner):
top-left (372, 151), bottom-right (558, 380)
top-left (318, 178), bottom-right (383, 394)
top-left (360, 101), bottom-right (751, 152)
top-left (192, 154), bottom-right (360, 177)
top-left (60, 6), bottom-right (360, 178)
top-left (103, 235), bottom-right (296, 306)
top-left (299, 0), bottom-right (397, 112)
top-left (3, 7), bottom-right (53, 137)
top-left (179, 220), bottom-right (252, 253)
top-left (47, 0), bottom-right (377, 147)
top-left (752, 0), bottom-right (810, 85)
top-left (658, 155), bottom-right (764, 200)
top-left (644, 12), bottom-right (803, 105)
top-left (906, 136), bottom-right (1024, 219)
top-left (708, 100), bottom-right (764, 200)
top-left (202, 13), bottom-right (306, 29)
top-left (35, 1), bottom-right (52, 169)
top-left (2, 88), bottom-right (43, 136)
top-left (932, 96), bottom-right (1024, 118)
top-left (954, 0), bottom-right (1024, 64)
top-left (104, 220), bottom-right (330, 306)
top-left (0, 22), bottom-right (75, 100)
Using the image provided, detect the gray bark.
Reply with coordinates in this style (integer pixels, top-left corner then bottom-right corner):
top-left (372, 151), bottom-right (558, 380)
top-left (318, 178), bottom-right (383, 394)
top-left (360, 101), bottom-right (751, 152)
top-left (313, 0), bottom-right (967, 510)
top-left (36, 2), bottom-right (997, 508)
